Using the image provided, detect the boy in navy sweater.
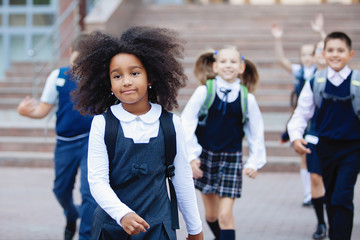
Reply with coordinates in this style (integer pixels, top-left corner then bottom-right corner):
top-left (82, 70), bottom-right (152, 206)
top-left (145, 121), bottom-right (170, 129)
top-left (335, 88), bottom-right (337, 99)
top-left (288, 32), bottom-right (359, 240)
top-left (17, 34), bottom-right (97, 240)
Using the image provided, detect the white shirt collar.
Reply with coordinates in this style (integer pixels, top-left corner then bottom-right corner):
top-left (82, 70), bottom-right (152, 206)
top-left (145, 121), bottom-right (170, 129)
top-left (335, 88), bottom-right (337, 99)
top-left (110, 102), bottom-right (162, 123)
top-left (327, 65), bottom-right (351, 81)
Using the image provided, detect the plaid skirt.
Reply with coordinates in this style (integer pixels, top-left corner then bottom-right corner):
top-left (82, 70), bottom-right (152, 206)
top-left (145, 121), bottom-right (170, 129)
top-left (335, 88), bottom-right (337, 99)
top-left (194, 149), bottom-right (243, 198)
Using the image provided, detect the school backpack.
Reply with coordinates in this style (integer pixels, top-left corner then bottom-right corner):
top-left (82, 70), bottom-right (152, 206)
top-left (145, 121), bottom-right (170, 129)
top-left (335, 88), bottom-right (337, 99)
top-left (198, 79), bottom-right (249, 126)
top-left (103, 109), bottom-right (179, 229)
top-left (312, 69), bottom-right (360, 119)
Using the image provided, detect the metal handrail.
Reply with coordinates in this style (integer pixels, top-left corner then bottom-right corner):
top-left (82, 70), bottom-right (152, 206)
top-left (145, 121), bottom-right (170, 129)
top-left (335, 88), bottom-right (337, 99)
top-left (28, 0), bottom-right (80, 99)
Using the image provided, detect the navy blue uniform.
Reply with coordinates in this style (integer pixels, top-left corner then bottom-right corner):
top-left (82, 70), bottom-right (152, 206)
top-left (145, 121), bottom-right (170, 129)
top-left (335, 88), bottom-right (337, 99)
top-left (311, 71), bottom-right (360, 240)
top-left (92, 112), bottom-right (176, 240)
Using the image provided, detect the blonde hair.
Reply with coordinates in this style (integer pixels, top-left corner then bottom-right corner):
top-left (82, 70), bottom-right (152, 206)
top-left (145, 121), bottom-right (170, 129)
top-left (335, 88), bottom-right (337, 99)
top-left (194, 46), bottom-right (259, 93)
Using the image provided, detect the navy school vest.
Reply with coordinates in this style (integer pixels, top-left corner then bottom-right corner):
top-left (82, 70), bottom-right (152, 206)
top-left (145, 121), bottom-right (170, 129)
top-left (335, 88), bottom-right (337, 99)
top-left (91, 110), bottom-right (178, 240)
top-left (196, 94), bottom-right (244, 153)
top-left (310, 72), bottom-right (360, 140)
top-left (55, 66), bottom-right (93, 137)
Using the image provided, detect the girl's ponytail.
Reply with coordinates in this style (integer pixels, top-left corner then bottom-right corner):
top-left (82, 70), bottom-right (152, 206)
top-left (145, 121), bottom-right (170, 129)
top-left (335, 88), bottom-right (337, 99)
top-left (240, 58), bottom-right (259, 93)
top-left (193, 51), bottom-right (216, 85)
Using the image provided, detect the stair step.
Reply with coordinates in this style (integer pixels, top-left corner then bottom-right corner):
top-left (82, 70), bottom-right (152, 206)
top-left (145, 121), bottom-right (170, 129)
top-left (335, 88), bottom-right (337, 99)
top-left (0, 136), bottom-right (55, 152)
top-left (1, 2), bottom-right (359, 171)
top-left (0, 152), bottom-right (54, 167)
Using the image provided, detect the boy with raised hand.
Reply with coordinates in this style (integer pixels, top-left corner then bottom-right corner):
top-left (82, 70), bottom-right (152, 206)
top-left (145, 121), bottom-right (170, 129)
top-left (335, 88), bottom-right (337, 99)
top-left (288, 31), bottom-right (360, 240)
top-left (17, 33), bottom-right (97, 240)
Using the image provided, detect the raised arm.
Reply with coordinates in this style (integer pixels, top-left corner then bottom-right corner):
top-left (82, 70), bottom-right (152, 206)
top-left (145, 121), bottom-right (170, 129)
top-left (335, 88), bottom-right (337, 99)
top-left (311, 13), bottom-right (326, 41)
top-left (271, 24), bottom-right (292, 73)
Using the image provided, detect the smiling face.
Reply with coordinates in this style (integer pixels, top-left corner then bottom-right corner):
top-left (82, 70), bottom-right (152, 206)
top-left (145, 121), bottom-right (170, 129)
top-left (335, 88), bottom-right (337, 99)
top-left (323, 39), bottom-right (354, 72)
top-left (109, 53), bottom-right (150, 115)
top-left (213, 48), bottom-right (245, 83)
top-left (300, 44), bottom-right (315, 67)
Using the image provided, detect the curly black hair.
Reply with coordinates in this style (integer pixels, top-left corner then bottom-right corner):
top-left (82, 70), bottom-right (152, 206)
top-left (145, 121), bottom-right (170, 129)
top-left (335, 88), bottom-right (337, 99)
top-left (71, 26), bottom-right (187, 115)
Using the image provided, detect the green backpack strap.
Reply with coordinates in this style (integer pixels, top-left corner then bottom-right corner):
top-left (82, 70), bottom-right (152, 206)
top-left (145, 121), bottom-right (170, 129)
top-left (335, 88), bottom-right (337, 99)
top-left (240, 84), bottom-right (248, 124)
top-left (350, 70), bottom-right (360, 119)
top-left (198, 79), bottom-right (216, 126)
top-left (198, 79), bottom-right (249, 125)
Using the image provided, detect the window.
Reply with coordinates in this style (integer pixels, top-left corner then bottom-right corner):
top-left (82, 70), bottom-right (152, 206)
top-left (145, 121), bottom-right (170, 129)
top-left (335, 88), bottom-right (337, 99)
top-left (34, 0), bottom-right (51, 5)
top-left (32, 34), bottom-right (54, 60)
top-left (33, 14), bottom-right (54, 26)
top-left (9, 0), bottom-right (26, 5)
top-left (10, 35), bottom-right (27, 61)
top-left (9, 14), bottom-right (26, 26)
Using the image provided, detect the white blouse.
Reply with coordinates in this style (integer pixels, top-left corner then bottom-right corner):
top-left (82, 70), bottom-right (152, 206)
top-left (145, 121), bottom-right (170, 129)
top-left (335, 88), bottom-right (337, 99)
top-left (181, 76), bottom-right (266, 170)
top-left (87, 102), bottom-right (202, 235)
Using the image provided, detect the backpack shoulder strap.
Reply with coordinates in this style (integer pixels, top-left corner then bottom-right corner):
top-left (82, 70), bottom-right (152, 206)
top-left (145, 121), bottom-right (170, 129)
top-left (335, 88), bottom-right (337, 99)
top-left (198, 79), bottom-right (216, 126)
top-left (159, 110), bottom-right (179, 230)
top-left (103, 110), bottom-right (119, 165)
top-left (350, 70), bottom-right (360, 119)
top-left (159, 110), bottom-right (176, 172)
top-left (240, 84), bottom-right (248, 124)
top-left (312, 69), bottom-right (327, 108)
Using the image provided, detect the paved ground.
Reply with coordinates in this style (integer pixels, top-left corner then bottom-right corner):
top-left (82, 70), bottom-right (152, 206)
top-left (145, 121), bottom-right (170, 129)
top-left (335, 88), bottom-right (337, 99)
top-left (1, 167), bottom-right (360, 240)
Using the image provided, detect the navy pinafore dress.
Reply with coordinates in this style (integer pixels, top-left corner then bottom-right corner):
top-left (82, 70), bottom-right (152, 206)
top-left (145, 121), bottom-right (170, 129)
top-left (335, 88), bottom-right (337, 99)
top-left (91, 114), bottom-right (176, 240)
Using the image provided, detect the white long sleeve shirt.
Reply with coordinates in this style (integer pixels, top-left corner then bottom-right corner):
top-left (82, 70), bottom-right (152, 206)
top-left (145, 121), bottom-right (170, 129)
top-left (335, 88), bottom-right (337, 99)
top-left (287, 66), bottom-right (352, 142)
top-left (88, 103), bottom-right (202, 235)
top-left (181, 76), bottom-right (266, 170)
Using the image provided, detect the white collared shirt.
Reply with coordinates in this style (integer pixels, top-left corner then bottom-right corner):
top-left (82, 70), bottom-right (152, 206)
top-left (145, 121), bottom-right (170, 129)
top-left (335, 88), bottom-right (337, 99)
top-left (181, 76), bottom-right (266, 170)
top-left (287, 66), bottom-right (352, 142)
top-left (88, 103), bottom-right (202, 235)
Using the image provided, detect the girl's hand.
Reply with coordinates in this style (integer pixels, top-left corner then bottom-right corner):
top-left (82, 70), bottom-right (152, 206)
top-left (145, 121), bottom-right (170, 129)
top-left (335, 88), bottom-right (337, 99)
top-left (187, 231), bottom-right (204, 240)
top-left (190, 159), bottom-right (203, 179)
top-left (293, 138), bottom-right (311, 155)
top-left (310, 13), bottom-right (324, 33)
top-left (243, 168), bottom-right (258, 179)
top-left (120, 212), bottom-right (150, 236)
top-left (271, 24), bottom-right (283, 39)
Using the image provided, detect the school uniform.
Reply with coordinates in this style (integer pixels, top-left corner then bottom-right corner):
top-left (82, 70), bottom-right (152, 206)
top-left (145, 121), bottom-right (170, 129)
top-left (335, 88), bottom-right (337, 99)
top-left (288, 66), bottom-right (360, 240)
top-left (88, 103), bottom-right (202, 239)
top-left (41, 66), bottom-right (96, 240)
top-left (304, 112), bottom-right (322, 175)
top-left (292, 64), bottom-right (317, 98)
top-left (181, 76), bottom-right (266, 198)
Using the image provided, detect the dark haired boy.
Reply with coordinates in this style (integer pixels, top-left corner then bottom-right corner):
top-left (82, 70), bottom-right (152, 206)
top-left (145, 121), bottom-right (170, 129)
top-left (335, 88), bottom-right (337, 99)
top-left (17, 33), bottom-right (97, 240)
top-left (288, 31), bottom-right (360, 240)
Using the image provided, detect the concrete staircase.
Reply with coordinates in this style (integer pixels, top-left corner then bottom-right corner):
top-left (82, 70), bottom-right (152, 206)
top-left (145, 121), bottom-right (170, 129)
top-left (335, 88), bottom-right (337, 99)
top-left (1, 2), bottom-right (360, 170)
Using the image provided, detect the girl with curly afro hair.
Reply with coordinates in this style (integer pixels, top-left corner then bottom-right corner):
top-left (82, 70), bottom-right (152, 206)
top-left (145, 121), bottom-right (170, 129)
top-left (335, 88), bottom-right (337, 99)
top-left (72, 27), bottom-right (203, 240)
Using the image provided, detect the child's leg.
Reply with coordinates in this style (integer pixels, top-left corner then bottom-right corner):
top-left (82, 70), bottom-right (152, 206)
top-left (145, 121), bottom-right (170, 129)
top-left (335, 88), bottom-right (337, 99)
top-left (323, 151), bottom-right (360, 240)
top-left (201, 193), bottom-right (220, 239)
top-left (300, 154), bottom-right (311, 206)
top-left (311, 173), bottom-right (325, 223)
top-left (310, 173), bottom-right (326, 239)
top-left (78, 138), bottom-right (97, 240)
top-left (218, 197), bottom-right (235, 240)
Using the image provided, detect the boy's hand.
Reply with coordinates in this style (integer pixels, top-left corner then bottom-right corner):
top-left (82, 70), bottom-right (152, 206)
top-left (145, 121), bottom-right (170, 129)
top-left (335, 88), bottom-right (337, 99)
top-left (190, 159), bottom-right (203, 179)
top-left (243, 168), bottom-right (258, 179)
top-left (293, 138), bottom-right (311, 155)
top-left (187, 231), bottom-right (204, 240)
top-left (120, 212), bottom-right (150, 236)
top-left (17, 96), bottom-right (38, 116)
top-left (271, 23), bottom-right (283, 39)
